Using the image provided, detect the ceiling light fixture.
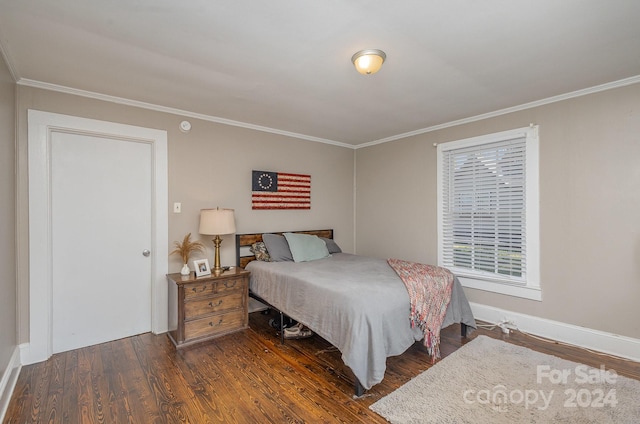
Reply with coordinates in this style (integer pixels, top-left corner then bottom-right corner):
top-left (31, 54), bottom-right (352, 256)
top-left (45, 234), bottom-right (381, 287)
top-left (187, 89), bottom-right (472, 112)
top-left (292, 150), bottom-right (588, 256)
top-left (351, 49), bottom-right (386, 75)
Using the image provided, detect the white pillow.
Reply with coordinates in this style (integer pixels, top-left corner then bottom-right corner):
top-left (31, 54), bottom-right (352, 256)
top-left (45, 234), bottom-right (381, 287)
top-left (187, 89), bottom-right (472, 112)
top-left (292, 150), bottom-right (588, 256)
top-left (283, 233), bottom-right (330, 262)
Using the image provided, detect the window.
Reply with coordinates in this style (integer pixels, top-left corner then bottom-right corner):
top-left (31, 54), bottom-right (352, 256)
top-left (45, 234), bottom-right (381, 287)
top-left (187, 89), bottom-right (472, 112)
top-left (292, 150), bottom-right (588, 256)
top-left (437, 126), bottom-right (540, 300)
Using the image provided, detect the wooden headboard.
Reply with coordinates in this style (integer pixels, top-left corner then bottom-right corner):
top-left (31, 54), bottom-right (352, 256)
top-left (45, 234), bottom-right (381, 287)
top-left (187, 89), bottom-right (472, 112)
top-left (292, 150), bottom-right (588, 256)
top-left (235, 229), bottom-right (333, 268)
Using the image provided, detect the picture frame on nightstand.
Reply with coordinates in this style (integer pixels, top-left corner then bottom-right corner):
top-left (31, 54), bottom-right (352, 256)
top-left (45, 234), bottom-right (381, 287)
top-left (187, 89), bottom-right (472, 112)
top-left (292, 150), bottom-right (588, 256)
top-left (193, 258), bottom-right (211, 277)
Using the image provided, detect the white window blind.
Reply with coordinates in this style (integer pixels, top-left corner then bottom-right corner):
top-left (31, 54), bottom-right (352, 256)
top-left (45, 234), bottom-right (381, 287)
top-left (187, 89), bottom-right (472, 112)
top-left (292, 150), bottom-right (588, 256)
top-left (438, 126), bottom-right (540, 300)
top-left (441, 136), bottom-right (527, 283)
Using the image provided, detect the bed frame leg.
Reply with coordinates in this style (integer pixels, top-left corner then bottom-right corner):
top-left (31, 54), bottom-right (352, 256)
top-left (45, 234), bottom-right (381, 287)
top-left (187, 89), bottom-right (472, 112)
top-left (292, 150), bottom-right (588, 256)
top-left (280, 311), bottom-right (285, 345)
top-left (354, 380), bottom-right (364, 397)
top-left (461, 323), bottom-right (468, 338)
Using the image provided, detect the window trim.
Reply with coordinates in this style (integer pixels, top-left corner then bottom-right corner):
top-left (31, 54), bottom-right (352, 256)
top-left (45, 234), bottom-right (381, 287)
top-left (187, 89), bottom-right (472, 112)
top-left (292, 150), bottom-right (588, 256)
top-left (437, 126), bottom-right (541, 301)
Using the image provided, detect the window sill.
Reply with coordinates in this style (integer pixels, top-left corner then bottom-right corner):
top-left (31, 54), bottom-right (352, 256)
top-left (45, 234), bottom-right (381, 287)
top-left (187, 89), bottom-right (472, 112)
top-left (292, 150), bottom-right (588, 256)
top-left (457, 275), bottom-right (542, 301)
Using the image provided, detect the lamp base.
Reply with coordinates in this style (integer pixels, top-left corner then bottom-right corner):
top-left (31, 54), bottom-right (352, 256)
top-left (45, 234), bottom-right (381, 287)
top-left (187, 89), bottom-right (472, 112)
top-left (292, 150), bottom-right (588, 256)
top-left (212, 235), bottom-right (224, 275)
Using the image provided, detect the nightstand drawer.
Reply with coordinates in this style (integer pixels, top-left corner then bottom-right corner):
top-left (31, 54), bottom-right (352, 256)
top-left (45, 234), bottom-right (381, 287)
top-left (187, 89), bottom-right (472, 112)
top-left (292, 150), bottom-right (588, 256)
top-left (183, 276), bottom-right (246, 299)
top-left (184, 291), bottom-right (244, 318)
top-left (184, 281), bottom-right (216, 299)
top-left (184, 309), bottom-right (245, 340)
top-left (216, 276), bottom-right (244, 293)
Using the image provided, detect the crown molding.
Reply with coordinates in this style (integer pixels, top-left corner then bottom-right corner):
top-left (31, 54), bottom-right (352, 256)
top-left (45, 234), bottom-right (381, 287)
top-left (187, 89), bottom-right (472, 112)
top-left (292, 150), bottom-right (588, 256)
top-left (16, 74), bottom-right (640, 150)
top-left (0, 38), bottom-right (19, 82)
top-left (356, 74), bottom-right (640, 149)
top-left (16, 78), bottom-right (354, 149)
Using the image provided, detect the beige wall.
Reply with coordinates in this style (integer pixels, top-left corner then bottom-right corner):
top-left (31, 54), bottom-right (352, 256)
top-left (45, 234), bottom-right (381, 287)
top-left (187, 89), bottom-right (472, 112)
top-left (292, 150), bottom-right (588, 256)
top-left (16, 86), bottom-right (355, 343)
top-left (13, 80), bottom-right (640, 346)
top-left (356, 83), bottom-right (640, 339)
top-left (0, 56), bottom-right (16, 372)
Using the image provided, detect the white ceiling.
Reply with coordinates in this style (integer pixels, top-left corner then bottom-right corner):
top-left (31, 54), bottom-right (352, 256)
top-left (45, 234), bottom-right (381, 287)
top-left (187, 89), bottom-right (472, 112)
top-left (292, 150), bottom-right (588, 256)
top-left (1, 0), bottom-right (639, 146)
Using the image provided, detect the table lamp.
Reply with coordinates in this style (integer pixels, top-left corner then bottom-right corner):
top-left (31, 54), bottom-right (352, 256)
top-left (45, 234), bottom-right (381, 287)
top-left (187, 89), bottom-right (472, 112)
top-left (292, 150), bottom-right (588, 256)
top-left (199, 207), bottom-right (236, 274)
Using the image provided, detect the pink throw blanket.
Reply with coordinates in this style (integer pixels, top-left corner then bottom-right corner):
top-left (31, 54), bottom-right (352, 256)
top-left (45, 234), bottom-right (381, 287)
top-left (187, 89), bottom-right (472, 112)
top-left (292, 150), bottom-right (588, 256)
top-left (387, 259), bottom-right (454, 362)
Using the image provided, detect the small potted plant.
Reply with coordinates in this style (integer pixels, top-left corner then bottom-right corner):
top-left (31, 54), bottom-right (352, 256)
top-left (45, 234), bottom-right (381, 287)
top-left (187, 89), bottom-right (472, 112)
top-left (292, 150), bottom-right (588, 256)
top-left (171, 233), bottom-right (205, 275)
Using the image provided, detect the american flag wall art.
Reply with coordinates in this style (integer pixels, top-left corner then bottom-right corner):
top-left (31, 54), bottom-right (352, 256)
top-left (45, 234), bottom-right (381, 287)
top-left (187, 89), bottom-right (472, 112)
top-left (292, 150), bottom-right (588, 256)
top-left (251, 170), bottom-right (311, 210)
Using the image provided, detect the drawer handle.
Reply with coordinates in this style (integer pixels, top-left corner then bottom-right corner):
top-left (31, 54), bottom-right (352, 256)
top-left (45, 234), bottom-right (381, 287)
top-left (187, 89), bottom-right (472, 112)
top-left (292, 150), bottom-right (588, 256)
top-left (208, 300), bottom-right (223, 308)
top-left (224, 281), bottom-right (237, 289)
top-left (192, 285), bottom-right (207, 293)
top-left (209, 318), bottom-right (223, 327)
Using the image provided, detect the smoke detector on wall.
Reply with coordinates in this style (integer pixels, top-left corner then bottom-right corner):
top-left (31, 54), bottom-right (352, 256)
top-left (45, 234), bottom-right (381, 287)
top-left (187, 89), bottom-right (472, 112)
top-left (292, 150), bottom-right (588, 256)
top-left (179, 120), bottom-right (192, 133)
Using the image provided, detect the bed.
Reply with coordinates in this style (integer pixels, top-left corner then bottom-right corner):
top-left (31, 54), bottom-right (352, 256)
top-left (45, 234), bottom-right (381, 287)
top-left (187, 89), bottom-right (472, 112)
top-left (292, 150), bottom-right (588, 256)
top-left (236, 229), bottom-right (476, 395)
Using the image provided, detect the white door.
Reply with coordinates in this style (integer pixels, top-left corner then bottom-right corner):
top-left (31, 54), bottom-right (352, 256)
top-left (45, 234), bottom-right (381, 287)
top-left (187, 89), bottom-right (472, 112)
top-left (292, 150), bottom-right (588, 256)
top-left (50, 131), bottom-right (152, 353)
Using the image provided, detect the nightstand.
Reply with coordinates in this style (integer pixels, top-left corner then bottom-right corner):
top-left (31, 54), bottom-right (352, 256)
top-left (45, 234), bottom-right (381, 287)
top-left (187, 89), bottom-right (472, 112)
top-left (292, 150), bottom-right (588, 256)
top-left (167, 268), bottom-right (250, 348)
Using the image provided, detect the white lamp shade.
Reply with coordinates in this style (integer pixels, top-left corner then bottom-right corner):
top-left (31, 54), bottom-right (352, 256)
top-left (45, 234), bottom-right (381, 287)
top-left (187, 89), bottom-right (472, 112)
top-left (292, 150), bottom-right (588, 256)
top-left (199, 208), bottom-right (236, 235)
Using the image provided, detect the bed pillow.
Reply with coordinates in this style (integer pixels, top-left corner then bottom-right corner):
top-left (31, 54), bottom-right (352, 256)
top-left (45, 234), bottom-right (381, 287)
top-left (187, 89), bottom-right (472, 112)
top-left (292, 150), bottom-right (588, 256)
top-left (320, 237), bottom-right (342, 254)
top-left (284, 232), bottom-right (330, 262)
top-left (250, 241), bottom-right (271, 262)
top-left (262, 233), bottom-right (294, 262)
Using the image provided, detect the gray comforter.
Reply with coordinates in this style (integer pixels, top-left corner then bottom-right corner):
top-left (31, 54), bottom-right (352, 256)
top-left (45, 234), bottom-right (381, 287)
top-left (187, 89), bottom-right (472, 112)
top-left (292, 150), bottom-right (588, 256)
top-left (246, 253), bottom-right (476, 390)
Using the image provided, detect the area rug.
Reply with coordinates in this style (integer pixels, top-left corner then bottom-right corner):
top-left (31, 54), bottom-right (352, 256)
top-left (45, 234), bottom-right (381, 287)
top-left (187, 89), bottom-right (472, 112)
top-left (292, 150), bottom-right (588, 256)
top-left (370, 335), bottom-right (639, 423)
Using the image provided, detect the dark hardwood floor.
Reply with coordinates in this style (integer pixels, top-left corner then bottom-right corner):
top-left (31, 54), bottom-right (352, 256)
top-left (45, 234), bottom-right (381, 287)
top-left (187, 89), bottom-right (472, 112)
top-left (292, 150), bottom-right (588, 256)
top-left (5, 310), bottom-right (639, 423)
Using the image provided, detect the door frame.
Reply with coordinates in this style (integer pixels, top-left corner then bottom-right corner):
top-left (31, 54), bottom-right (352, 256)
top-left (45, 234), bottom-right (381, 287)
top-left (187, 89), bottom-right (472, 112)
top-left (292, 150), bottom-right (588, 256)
top-left (24, 110), bottom-right (168, 365)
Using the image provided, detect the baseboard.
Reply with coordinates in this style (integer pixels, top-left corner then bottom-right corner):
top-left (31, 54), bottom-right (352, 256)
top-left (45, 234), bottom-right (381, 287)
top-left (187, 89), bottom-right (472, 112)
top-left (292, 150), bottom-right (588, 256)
top-left (19, 341), bottom-right (42, 366)
top-left (470, 302), bottom-right (640, 362)
top-left (0, 346), bottom-right (22, 422)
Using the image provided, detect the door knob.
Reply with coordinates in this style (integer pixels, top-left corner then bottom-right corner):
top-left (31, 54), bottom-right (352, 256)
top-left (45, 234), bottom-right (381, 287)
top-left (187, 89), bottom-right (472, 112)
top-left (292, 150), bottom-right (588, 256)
top-left (142, 249), bottom-right (151, 257)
